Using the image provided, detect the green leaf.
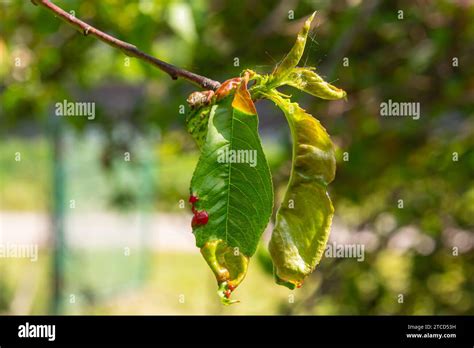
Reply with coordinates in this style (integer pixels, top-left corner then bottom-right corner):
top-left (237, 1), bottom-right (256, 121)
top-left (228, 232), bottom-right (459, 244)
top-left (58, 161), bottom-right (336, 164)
top-left (270, 12), bottom-right (316, 84)
top-left (187, 81), bottom-right (273, 302)
top-left (190, 95), bottom-right (273, 255)
top-left (265, 92), bottom-right (336, 289)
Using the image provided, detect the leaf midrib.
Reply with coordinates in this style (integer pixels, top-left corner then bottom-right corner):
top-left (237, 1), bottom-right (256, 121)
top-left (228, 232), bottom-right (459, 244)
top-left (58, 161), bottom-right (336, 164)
top-left (224, 108), bottom-right (236, 245)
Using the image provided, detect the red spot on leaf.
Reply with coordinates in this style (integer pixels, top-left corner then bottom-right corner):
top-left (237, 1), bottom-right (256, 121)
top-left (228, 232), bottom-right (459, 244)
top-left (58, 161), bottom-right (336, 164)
top-left (189, 194), bottom-right (199, 213)
top-left (192, 210), bottom-right (209, 227)
top-left (189, 194), bottom-right (208, 227)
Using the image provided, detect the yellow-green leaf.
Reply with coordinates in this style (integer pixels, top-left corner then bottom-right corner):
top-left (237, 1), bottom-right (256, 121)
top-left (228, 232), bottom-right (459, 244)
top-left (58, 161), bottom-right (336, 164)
top-left (266, 92), bottom-right (335, 289)
top-left (271, 12), bottom-right (316, 83)
top-left (286, 67), bottom-right (347, 100)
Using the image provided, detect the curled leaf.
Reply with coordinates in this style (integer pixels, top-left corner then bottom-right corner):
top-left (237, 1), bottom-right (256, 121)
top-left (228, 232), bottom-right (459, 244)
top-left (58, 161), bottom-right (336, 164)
top-left (266, 92), bottom-right (335, 289)
top-left (286, 67), bottom-right (347, 100)
top-left (251, 13), bottom-right (346, 103)
top-left (271, 12), bottom-right (316, 83)
top-left (201, 240), bottom-right (248, 305)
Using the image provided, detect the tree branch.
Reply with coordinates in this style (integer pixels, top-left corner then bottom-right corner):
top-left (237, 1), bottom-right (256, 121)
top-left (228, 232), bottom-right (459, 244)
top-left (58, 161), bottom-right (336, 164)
top-left (31, 0), bottom-right (221, 90)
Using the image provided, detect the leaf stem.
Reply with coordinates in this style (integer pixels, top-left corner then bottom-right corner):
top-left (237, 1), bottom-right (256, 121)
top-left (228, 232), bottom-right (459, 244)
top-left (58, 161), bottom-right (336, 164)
top-left (31, 0), bottom-right (221, 90)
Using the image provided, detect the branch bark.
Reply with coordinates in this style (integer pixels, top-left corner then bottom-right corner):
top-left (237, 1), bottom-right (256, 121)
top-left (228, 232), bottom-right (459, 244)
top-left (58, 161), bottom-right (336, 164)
top-left (31, 0), bottom-right (221, 90)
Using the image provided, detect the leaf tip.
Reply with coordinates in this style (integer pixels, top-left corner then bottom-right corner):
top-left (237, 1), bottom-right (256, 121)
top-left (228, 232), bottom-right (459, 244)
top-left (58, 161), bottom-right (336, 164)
top-left (302, 11), bottom-right (317, 36)
top-left (308, 11), bottom-right (317, 25)
top-left (232, 73), bottom-right (257, 115)
top-left (200, 240), bottom-right (249, 305)
top-left (218, 282), bottom-right (240, 305)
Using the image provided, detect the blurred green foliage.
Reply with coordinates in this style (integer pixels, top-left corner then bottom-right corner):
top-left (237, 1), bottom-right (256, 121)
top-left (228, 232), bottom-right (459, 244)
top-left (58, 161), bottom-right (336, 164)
top-left (0, 0), bottom-right (473, 314)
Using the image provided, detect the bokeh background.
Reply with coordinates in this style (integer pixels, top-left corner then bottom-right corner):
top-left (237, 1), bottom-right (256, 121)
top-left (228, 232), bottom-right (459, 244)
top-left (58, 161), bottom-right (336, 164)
top-left (0, 0), bottom-right (473, 315)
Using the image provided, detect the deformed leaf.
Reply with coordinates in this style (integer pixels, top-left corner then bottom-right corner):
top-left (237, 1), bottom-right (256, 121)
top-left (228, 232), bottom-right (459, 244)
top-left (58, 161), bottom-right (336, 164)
top-left (201, 239), bottom-right (248, 305)
top-left (251, 12), bottom-right (346, 102)
top-left (286, 67), bottom-right (347, 100)
top-left (266, 92), bottom-right (336, 289)
top-left (271, 12), bottom-right (316, 83)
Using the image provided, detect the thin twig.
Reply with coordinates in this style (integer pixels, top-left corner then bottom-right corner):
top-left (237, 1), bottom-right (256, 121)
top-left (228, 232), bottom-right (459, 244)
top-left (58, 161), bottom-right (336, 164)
top-left (31, 0), bottom-right (221, 90)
